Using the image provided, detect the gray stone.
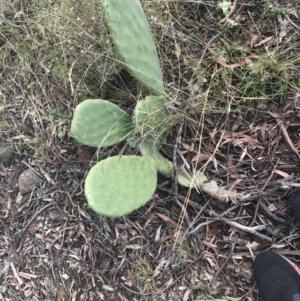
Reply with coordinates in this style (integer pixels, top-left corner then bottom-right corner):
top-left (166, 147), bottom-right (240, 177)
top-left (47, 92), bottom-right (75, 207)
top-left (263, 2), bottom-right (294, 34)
top-left (18, 169), bottom-right (42, 195)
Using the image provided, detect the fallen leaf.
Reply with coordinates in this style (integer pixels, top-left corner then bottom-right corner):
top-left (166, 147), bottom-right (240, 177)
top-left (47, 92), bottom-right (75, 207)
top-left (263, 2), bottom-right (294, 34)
top-left (183, 288), bottom-right (192, 301)
top-left (156, 212), bottom-right (182, 228)
top-left (274, 170), bottom-right (289, 178)
top-left (125, 244), bottom-right (142, 250)
top-left (250, 34), bottom-right (259, 48)
top-left (178, 286), bottom-right (187, 291)
top-left (174, 43), bottom-right (181, 59)
top-left (102, 284), bottom-right (114, 291)
top-left (155, 225), bottom-right (162, 242)
top-left (191, 153), bottom-right (210, 163)
top-left (216, 59), bottom-right (243, 68)
top-left (153, 259), bottom-right (166, 278)
top-left (227, 157), bottom-right (238, 175)
top-left (254, 36), bottom-right (274, 47)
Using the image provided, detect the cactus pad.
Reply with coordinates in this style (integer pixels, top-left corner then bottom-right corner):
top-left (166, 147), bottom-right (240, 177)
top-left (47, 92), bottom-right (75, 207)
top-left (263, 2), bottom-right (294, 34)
top-left (139, 140), bottom-right (207, 188)
top-left (177, 170), bottom-right (207, 189)
top-left (134, 95), bottom-right (167, 148)
top-left (134, 95), bottom-right (165, 134)
top-left (102, 0), bottom-right (164, 95)
top-left (85, 155), bottom-right (157, 217)
top-left (139, 141), bottom-right (173, 177)
top-left (71, 99), bottom-right (133, 147)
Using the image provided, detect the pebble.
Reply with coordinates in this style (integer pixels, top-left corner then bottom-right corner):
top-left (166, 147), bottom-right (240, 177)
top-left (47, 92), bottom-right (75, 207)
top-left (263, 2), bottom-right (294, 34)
top-left (18, 169), bottom-right (42, 195)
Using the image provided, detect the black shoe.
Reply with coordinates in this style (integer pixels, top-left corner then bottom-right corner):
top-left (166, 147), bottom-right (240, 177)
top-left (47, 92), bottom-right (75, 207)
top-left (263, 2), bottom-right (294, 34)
top-left (253, 251), bottom-right (300, 301)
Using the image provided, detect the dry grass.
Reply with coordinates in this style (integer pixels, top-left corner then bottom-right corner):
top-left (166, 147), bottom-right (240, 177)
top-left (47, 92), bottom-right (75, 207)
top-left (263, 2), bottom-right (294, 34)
top-left (1, 0), bottom-right (300, 300)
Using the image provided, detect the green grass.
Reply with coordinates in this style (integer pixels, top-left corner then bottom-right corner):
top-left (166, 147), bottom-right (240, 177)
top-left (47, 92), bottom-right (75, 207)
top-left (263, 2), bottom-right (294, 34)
top-left (0, 0), bottom-right (120, 102)
top-left (135, 262), bottom-right (155, 294)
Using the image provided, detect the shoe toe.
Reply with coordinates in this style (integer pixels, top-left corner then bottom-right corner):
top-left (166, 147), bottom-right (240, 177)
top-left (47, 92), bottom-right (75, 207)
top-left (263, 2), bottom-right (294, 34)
top-left (254, 251), bottom-right (300, 301)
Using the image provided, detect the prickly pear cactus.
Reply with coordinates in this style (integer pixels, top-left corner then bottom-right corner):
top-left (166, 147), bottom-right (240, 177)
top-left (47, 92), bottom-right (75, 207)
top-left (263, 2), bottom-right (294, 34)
top-left (139, 139), bottom-right (207, 188)
top-left (134, 95), bottom-right (166, 136)
top-left (128, 95), bottom-right (167, 149)
top-left (177, 170), bottom-right (207, 189)
top-left (71, 99), bottom-right (133, 147)
top-left (102, 0), bottom-right (164, 95)
top-left (85, 155), bottom-right (157, 217)
top-left (139, 141), bottom-right (172, 177)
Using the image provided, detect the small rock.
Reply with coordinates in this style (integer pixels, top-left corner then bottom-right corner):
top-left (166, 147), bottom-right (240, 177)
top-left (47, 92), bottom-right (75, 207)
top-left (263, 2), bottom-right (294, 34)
top-left (18, 169), bottom-right (42, 195)
top-left (0, 140), bottom-right (14, 163)
top-left (47, 209), bottom-right (65, 221)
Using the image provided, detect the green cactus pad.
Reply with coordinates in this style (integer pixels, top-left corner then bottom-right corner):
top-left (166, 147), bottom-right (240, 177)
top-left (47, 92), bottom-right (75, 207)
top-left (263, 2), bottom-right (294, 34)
top-left (134, 95), bottom-right (165, 134)
top-left (127, 134), bottom-right (141, 149)
top-left (134, 95), bottom-right (167, 148)
top-left (102, 0), bottom-right (164, 95)
top-left (85, 155), bottom-right (157, 217)
top-left (139, 141), bottom-right (173, 177)
top-left (139, 140), bottom-right (207, 188)
top-left (71, 99), bottom-right (133, 147)
top-left (177, 170), bottom-right (207, 189)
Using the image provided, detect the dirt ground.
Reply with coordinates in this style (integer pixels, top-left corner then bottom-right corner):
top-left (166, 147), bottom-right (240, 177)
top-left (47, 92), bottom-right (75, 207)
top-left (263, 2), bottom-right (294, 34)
top-left (1, 0), bottom-right (300, 300)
